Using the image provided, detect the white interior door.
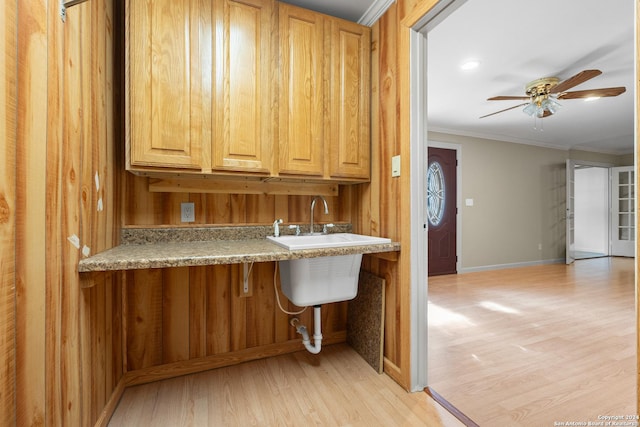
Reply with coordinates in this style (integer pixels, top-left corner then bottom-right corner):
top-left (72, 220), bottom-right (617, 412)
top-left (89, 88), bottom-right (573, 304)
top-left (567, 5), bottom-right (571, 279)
top-left (610, 166), bottom-right (635, 257)
top-left (566, 159), bottom-right (576, 264)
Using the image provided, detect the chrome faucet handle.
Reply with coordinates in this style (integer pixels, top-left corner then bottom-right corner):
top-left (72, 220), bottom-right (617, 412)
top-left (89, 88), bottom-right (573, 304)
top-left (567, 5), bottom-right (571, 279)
top-left (273, 219), bottom-right (283, 237)
top-left (289, 224), bottom-right (301, 236)
top-left (322, 223), bottom-right (334, 234)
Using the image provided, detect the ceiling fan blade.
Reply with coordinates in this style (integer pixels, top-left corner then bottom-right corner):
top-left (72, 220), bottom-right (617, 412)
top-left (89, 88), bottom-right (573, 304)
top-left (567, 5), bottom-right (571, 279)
top-left (488, 95), bottom-right (530, 101)
top-left (480, 103), bottom-right (529, 119)
top-left (557, 86), bottom-right (626, 100)
top-left (550, 69), bottom-right (602, 94)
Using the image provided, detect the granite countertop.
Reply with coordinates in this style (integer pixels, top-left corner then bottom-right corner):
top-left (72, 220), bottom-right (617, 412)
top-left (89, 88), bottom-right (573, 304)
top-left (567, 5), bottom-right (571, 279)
top-left (78, 225), bottom-right (401, 273)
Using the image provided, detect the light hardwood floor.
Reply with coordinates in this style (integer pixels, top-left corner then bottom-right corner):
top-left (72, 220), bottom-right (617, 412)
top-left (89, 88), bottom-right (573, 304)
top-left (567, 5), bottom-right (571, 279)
top-left (428, 257), bottom-right (637, 426)
top-left (110, 258), bottom-right (635, 426)
top-left (109, 343), bottom-right (463, 426)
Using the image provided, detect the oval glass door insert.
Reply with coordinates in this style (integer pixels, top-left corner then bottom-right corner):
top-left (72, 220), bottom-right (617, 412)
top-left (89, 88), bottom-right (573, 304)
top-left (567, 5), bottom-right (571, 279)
top-left (427, 161), bottom-right (445, 226)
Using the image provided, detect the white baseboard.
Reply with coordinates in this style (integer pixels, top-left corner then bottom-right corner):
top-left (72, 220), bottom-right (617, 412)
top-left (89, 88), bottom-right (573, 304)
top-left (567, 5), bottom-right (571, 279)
top-left (459, 258), bottom-right (565, 274)
top-left (574, 247), bottom-right (607, 254)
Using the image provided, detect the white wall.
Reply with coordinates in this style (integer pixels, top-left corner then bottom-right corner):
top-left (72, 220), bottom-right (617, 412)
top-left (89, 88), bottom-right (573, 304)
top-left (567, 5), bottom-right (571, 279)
top-left (429, 132), bottom-right (631, 271)
top-left (574, 167), bottom-right (609, 254)
top-left (429, 132), bottom-right (567, 270)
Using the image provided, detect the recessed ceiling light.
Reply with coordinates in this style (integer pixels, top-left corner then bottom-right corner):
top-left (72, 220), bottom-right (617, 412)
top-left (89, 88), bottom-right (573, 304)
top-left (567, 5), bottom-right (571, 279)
top-left (460, 60), bottom-right (480, 71)
top-left (584, 96), bottom-right (601, 102)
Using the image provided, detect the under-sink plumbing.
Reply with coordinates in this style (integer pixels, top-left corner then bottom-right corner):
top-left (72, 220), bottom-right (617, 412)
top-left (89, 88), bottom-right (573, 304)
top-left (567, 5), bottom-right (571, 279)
top-left (290, 306), bottom-right (323, 354)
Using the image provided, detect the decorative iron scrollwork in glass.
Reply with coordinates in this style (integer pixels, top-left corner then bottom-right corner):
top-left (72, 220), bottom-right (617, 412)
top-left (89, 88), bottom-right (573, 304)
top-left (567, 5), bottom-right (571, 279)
top-left (427, 161), bottom-right (445, 227)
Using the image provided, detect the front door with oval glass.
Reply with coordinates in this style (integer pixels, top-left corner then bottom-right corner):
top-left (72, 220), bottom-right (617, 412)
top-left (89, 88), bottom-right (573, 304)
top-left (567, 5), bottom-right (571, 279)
top-left (427, 147), bottom-right (457, 276)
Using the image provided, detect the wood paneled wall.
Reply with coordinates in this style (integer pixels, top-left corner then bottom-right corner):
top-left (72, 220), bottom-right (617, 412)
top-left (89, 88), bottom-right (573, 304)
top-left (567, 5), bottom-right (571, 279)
top-left (13, 0), bottom-right (122, 425)
top-left (122, 174), bottom-right (356, 377)
top-left (118, 0), bottom-right (420, 391)
top-left (363, 0), bottom-right (449, 389)
top-left (1, 1), bottom-right (17, 425)
top-left (16, 0), bottom-right (48, 422)
top-left (359, 2), bottom-right (405, 386)
top-left (118, 0), bottom-right (364, 382)
top-left (359, 0), bottom-right (420, 389)
top-left (123, 177), bottom-right (354, 226)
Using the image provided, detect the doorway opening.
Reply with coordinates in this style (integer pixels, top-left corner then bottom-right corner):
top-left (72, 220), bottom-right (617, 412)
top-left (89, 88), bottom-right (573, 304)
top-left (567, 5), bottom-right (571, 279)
top-left (574, 165), bottom-right (609, 259)
top-left (566, 160), bottom-right (636, 263)
top-left (408, 0), bottom-right (637, 416)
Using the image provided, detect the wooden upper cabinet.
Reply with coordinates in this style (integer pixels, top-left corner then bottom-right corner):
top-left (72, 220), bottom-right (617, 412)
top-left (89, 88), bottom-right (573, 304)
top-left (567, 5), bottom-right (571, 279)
top-left (327, 18), bottom-right (371, 179)
top-left (278, 4), bottom-right (325, 177)
top-left (127, 0), bottom-right (206, 169)
top-left (127, 0), bottom-right (370, 182)
top-left (212, 0), bottom-right (274, 174)
top-left (278, 5), bottom-right (371, 180)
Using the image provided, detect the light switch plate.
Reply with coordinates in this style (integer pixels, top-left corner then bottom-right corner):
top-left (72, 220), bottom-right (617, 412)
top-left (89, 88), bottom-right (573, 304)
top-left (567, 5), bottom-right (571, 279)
top-left (181, 202), bottom-right (195, 222)
top-left (465, 198), bottom-right (474, 207)
top-left (391, 155), bottom-right (401, 177)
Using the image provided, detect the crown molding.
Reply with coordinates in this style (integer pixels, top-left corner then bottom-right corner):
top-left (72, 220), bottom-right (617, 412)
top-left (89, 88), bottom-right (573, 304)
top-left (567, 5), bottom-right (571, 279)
top-left (357, 0), bottom-right (395, 26)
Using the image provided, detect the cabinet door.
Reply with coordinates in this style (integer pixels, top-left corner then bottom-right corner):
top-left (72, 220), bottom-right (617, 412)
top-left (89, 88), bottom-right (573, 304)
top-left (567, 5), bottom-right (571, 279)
top-left (278, 4), bottom-right (324, 177)
top-left (328, 18), bottom-right (371, 179)
top-left (128, 0), bottom-right (205, 169)
top-left (213, 0), bottom-right (274, 173)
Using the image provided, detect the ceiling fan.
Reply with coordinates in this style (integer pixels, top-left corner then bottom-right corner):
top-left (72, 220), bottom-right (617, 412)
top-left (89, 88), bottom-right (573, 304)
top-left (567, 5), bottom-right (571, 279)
top-left (480, 69), bottom-right (626, 119)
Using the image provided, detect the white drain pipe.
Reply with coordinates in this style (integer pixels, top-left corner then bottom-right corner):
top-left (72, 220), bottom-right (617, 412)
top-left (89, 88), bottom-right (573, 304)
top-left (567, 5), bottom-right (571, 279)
top-left (290, 305), bottom-right (323, 354)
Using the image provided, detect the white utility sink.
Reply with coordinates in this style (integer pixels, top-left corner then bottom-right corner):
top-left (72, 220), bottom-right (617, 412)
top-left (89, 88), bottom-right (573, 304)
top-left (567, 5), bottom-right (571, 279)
top-left (267, 233), bottom-right (391, 250)
top-left (268, 233), bottom-right (391, 306)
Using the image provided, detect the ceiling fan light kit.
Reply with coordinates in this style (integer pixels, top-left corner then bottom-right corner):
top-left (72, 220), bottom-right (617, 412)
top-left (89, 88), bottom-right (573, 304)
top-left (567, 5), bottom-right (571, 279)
top-left (523, 77), bottom-right (561, 118)
top-left (481, 69), bottom-right (626, 120)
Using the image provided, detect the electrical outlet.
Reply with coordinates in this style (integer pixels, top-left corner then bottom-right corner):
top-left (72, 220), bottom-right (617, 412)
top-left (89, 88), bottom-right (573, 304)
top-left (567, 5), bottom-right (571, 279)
top-left (181, 202), bottom-right (195, 222)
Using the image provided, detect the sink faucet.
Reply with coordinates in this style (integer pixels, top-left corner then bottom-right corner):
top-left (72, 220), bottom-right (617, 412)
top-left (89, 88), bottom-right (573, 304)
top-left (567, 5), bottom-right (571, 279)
top-left (309, 195), bottom-right (328, 235)
top-left (273, 218), bottom-right (283, 237)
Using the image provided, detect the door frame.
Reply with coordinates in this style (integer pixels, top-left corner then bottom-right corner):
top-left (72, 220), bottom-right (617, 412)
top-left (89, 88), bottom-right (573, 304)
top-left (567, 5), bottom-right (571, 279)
top-left (408, 0), bottom-right (465, 391)
top-left (408, 25), bottom-right (428, 391)
top-left (428, 141), bottom-right (462, 273)
top-left (566, 159), bottom-right (614, 264)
